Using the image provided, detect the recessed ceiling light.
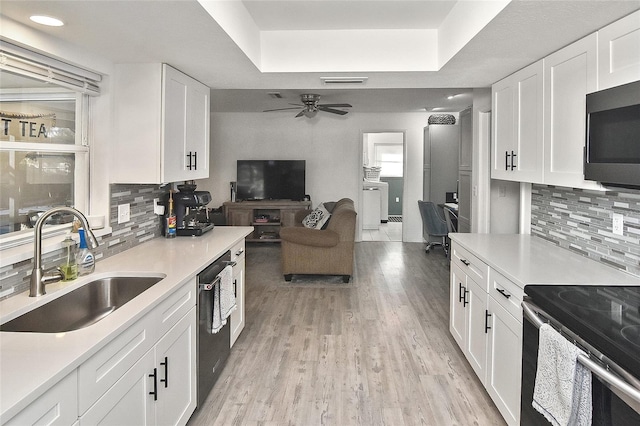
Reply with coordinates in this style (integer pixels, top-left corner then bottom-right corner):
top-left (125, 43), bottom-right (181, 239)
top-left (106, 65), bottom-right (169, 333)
top-left (447, 95), bottom-right (456, 100)
top-left (30, 15), bottom-right (64, 27)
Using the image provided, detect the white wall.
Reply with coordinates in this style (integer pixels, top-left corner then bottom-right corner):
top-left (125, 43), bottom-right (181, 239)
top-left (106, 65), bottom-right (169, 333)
top-left (196, 111), bottom-right (430, 242)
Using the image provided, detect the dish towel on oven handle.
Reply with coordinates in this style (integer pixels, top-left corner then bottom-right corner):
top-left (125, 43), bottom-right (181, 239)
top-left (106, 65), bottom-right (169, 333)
top-left (533, 323), bottom-right (592, 426)
top-left (211, 265), bottom-right (236, 334)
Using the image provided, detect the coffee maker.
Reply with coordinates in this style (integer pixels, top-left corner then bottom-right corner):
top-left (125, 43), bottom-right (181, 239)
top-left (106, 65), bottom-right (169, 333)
top-left (163, 182), bottom-right (214, 236)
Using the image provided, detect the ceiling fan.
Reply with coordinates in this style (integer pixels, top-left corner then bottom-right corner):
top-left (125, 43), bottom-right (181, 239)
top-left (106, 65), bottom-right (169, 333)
top-left (263, 94), bottom-right (352, 118)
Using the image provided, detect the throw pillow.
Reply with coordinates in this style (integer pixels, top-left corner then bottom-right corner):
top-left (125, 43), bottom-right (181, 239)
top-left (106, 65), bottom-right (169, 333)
top-left (302, 203), bottom-right (331, 229)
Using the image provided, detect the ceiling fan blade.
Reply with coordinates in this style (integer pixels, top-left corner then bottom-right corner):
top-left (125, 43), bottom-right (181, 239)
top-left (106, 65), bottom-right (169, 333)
top-left (263, 107), bottom-right (302, 112)
top-left (318, 103), bottom-right (352, 108)
top-left (319, 106), bottom-right (349, 115)
top-left (295, 110), bottom-right (306, 118)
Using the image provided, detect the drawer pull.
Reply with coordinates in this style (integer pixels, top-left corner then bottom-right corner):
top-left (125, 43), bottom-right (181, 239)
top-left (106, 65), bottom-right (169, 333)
top-left (460, 259), bottom-right (471, 266)
top-left (160, 357), bottom-right (168, 388)
top-left (496, 288), bottom-right (511, 299)
top-left (235, 248), bottom-right (244, 256)
top-left (485, 310), bottom-right (492, 333)
top-left (149, 368), bottom-right (158, 401)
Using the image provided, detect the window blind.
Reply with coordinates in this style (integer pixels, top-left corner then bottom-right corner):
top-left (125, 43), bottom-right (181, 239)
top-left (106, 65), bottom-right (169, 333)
top-left (0, 40), bottom-right (101, 95)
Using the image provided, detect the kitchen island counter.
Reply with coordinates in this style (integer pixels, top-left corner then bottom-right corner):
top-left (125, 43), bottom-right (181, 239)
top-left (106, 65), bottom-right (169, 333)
top-left (0, 226), bottom-right (252, 423)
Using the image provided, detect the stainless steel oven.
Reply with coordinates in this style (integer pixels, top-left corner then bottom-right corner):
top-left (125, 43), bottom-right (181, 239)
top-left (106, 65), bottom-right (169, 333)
top-left (521, 285), bottom-right (640, 425)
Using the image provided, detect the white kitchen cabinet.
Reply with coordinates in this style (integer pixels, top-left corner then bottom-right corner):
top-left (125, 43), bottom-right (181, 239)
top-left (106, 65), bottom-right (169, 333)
top-left (112, 63), bottom-right (210, 184)
top-left (450, 263), bottom-right (489, 382)
top-left (597, 10), bottom-right (640, 90)
top-left (543, 33), bottom-right (602, 190)
top-left (154, 306), bottom-right (197, 426)
top-left (230, 240), bottom-right (246, 347)
top-left (80, 350), bottom-right (156, 426)
top-left (491, 60), bottom-right (544, 183)
top-left (4, 371), bottom-right (78, 426)
top-left (449, 241), bottom-right (521, 426)
top-left (486, 295), bottom-right (522, 426)
top-left (80, 307), bottom-right (196, 426)
top-left (450, 244), bottom-right (490, 381)
top-left (78, 282), bottom-right (197, 425)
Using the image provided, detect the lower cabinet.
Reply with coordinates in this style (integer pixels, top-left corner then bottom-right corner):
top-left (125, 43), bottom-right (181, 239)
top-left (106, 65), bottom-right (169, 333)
top-left (486, 296), bottom-right (522, 426)
top-left (4, 371), bottom-right (78, 426)
top-left (80, 307), bottom-right (196, 426)
top-left (449, 242), bottom-right (522, 426)
top-left (230, 240), bottom-right (246, 347)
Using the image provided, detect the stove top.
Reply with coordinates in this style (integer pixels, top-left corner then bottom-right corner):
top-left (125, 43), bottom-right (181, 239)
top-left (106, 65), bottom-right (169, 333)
top-left (525, 285), bottom-right (640, 380)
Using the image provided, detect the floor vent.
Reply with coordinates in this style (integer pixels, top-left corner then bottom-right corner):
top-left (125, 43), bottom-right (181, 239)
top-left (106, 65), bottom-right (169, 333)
top-left (388, 216), bottom-right (402, 222)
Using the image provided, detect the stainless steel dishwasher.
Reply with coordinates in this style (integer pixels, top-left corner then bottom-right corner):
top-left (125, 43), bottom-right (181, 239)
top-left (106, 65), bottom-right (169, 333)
top-left (196, 250), bottom-right (232, 408)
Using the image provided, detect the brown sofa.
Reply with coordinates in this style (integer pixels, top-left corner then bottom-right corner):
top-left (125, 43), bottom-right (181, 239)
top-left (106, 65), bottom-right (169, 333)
top-left (280, 198), bottom-right (357, 283)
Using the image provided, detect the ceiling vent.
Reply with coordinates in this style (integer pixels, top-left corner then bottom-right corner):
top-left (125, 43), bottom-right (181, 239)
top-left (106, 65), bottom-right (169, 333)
top-left (321, 77), bottom-right (368, 85)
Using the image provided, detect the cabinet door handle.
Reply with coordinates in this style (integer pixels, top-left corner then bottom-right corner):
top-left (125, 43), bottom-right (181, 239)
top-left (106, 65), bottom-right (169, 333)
top-left (463, 289), bottom-right (469, 307)
top-left (160, 356), bottom-right (168, 388)
top-left (458, 282), bottom-right (465, 303)
top-left (460, 259), bottom-right (470, 266)
top-left (510, 150), bottom-right (517, 170)
top-left (505, 151), bottom-right (510, 170)
top-left (233, 279), bottom-right (237, 298)
top-left (186, 152), bottom-right (192, 170)
top-left (193, 151), bottom-right (197, 170)
top-left (149, 368), bottom-right (158, 401)
top-left (485, 310), bottom-right (492, 333)
top-left (496, 288), bottom-right (511, 299)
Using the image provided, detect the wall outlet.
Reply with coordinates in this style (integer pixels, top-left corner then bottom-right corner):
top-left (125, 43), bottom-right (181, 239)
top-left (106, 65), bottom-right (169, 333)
top-left (118, 203), bottom-right (130, 224)
top-left (153, 198), bottom-right (164, 215)
top-left (612, 213), bottom-right (624, 236)
top-left (395, 197), bottom-right (400, 203)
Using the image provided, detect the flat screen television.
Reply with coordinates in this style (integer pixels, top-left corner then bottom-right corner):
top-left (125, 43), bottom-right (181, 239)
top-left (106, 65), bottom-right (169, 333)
top-left (236, 160), bottom-right (305, 201)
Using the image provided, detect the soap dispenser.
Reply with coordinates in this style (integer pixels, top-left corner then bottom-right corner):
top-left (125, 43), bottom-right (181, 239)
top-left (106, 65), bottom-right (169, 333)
top-left (76, 228), bottom-right (95, 275)
top-left (60, 233), bottom-right (78, 281)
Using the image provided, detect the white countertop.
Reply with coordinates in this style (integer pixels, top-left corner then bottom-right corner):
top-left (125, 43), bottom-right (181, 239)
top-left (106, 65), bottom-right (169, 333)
top-left (0, 226), bottom-right (252, 422)
top-left (449, 233), bottom-right (640, 289)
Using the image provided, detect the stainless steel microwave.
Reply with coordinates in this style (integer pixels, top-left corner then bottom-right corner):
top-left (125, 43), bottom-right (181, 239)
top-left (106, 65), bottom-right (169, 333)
top-left (585, 80), bottom-right (640, 188)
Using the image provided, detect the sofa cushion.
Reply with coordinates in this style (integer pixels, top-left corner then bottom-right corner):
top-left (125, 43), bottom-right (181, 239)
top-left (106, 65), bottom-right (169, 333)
top-left (302, 203), bottom-right (331, 229)
top-left (280, 227), bottom-right (339, 247)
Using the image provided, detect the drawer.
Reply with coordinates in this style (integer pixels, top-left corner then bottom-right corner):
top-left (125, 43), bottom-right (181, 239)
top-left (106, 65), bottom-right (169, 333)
top-left (153, 278), bottom-right (197, 338)
top-left (451, 243), bottom-right (489, 290)
top-left (78, 310), bottom-right (155, 414)
top-left (489, 268), bottom-right (524, 321)
top-left (230, 240), bottom-right (246, 262)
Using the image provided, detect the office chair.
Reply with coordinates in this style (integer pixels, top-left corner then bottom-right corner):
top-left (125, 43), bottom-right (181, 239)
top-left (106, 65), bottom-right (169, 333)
top-left (417, 200), bottom-right (449, 254)
top-left (443, 207), bottom-right (458, 234)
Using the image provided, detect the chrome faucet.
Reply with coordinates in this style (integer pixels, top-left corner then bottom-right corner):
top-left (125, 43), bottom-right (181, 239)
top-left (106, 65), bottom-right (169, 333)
top-left (30, 207), bottom-right (98, 297)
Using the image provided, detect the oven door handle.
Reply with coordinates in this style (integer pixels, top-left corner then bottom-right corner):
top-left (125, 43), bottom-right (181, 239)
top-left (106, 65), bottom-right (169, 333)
top-left (522, 299), bottom-right (640, 414)
top-left (577, 353), bottom-right (640, 413)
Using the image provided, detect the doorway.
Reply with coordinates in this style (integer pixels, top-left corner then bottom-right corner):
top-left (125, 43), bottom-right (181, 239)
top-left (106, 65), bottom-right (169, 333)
top-left (360, 131), bottom-right (405, 242)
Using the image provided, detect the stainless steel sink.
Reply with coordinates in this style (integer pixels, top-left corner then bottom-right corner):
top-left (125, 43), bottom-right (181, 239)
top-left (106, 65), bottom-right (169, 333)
top-left (0, 275), bottom-right (164, 333)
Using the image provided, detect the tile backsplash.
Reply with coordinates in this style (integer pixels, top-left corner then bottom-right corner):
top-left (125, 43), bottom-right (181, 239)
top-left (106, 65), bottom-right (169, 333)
top-left (531, 184), bottom-right (640, 278)
top-left (0, 184), bottom-right (165, 300)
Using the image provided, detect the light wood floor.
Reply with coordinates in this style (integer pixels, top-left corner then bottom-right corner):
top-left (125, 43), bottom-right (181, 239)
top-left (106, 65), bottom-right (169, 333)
top-left (188, 242), bottom-right (505, 426)
top-left (361, 221), bottom-right (403, 242)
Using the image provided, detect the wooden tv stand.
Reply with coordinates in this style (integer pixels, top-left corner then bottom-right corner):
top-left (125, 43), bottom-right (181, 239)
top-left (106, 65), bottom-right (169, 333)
top-left (223, 200), bottom-right (312, 242)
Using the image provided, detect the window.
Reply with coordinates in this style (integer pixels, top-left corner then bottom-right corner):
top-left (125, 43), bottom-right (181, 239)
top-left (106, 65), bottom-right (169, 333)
top-left (0, 45), bottom-right (102, 249)
top-left (375, 144), bottom-right (404, 177)
top-left (0, 83), bottom-right (89, 241)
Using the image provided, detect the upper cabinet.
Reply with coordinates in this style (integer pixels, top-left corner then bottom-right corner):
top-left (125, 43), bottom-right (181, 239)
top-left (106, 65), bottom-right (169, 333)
top-left (491, 61), bottom-right (544, 183)
top-left (598, 10), bottom-right (640, 90)
top-left (491, 11), bottom-right (639, 190)
top-left (543, 33), bottom-right (602, 190)
top-left (112, 64), bottom-right (210, 184)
